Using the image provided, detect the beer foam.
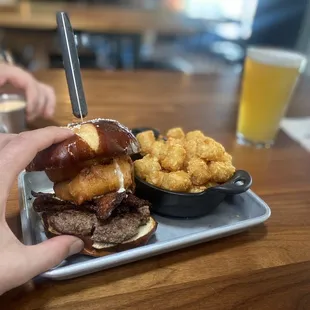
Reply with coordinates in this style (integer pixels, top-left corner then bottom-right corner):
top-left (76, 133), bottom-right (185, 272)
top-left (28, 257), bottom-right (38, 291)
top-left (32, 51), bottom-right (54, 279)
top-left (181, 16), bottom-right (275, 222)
top-left (0, 100), bottom-right (26, 112)
top-left (247, 47), bottom-right (307, 69)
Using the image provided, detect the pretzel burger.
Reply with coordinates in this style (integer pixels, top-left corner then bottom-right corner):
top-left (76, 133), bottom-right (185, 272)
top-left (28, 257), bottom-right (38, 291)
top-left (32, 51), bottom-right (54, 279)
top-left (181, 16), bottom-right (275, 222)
top-left (26, 119), bottom-right (157, 257)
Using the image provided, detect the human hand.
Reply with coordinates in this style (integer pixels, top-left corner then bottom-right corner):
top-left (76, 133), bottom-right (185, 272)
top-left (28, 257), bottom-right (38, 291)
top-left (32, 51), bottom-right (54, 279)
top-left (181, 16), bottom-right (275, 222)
top-left (0, 63), bottom-right (56, 122)
top-left (0, 127), bottom-right (84, 295)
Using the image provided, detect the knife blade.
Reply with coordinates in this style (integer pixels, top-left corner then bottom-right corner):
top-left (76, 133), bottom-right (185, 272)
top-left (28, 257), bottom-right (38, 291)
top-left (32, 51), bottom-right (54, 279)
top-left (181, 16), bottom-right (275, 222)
top-left (56, 11), bottom-right (88, 121)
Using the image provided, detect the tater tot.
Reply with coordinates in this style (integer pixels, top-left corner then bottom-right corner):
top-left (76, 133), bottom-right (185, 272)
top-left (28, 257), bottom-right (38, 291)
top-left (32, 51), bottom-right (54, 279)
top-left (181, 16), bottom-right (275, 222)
top-left (196, 138), bottom-right (225, 161)
top-left (205, 181), bottom-right (219, 188)
top-left (189, 186), bottom-right (207, 193)
top-left (161, 171), bottom-right (191, 192)
top-left (150, 140), bottom-right (168, 161)
top-left (167, 127), bottom-right (185, 139)
top-left (185, 130), bottom-right (205, 141)
top-left (146, 171), bottom-right (165, 188)
top-left (189, 182), bottom-right (218, 193)
top-left (184, 139), bottom-right (198, 159)
top-left (134, 154), bottom-right (161, 180)
top-left (166, 137), bottom-right (184, 147)
top-left (209, 161), bottom-right (235, 183)
top-left (136, 130), bottom-right (155, 155)
top-left (187, 157), bottom-right (212, 185)
top-left (161, 144), bottom-right (186, 172)
top-left (134, 126), bottom-right (235, 193)
top-left (218, 152), bottom-right (233, 163)
top-left (183, 139), bottom-right (198, 169)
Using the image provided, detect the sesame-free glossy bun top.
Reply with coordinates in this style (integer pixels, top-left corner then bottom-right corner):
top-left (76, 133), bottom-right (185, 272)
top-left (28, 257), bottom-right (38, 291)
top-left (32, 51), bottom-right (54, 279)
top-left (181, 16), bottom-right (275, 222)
top-left (26, 118), bottom-right (140, 171)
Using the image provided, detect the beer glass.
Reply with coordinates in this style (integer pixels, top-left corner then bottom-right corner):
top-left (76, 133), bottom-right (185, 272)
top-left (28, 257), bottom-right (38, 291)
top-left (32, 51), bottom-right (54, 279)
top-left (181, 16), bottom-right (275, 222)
top-left (237, 46), bottom-right (307, 147)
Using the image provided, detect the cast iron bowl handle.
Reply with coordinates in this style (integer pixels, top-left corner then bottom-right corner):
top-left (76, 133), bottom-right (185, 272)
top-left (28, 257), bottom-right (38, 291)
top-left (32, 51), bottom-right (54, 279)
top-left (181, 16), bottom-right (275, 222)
top-left (210, 170), bottom-right (252, 194)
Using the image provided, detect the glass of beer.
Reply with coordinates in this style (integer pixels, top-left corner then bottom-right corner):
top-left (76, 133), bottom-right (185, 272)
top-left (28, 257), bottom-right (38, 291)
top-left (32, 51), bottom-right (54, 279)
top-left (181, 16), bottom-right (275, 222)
top-left (236, 46), bottom-right (307, 147)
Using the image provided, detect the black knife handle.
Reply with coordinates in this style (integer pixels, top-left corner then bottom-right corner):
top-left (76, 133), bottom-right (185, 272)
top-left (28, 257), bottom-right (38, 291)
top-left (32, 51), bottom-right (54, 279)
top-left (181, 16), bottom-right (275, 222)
top-left (56, 12), bottom-right (88, 119)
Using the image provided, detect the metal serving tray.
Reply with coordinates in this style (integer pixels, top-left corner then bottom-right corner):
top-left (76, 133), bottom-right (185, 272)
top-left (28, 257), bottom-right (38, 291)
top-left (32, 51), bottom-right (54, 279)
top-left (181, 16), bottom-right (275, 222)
top-left (18, 171), bottom-right (271, 280)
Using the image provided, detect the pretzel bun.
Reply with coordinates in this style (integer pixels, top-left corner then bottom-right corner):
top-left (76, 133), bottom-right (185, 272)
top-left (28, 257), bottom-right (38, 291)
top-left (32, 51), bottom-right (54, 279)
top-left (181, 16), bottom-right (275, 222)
top-left (42, 215), bottom-right (157, 257)
top-left (26, 119), bottom-right (140, 172)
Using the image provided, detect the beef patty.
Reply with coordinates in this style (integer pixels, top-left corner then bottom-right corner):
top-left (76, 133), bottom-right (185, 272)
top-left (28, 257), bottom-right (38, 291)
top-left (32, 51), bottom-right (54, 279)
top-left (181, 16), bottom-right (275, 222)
top-left (92, 205), bottom-right (150, 243)
top-left (47, 210), bottom-right (96, 236)
top-left (39, 192), bottom-right (151, 244)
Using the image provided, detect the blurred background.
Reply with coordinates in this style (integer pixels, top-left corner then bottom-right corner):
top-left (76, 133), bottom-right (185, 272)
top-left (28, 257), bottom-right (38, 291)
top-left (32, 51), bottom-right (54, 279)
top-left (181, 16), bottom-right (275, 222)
top-left (0, 0), bottom-right (310, 75)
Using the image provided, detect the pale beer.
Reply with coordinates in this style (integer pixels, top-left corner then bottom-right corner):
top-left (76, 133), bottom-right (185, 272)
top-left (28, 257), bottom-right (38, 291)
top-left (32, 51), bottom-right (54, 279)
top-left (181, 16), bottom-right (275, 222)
top-left (237, 47), bottom-right (306, 147)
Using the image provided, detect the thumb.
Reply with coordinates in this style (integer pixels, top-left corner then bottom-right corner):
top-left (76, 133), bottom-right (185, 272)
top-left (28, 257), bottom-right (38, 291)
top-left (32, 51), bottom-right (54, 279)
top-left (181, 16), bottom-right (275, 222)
top-left (24, 235), bottom-right (84, 277)
top-left (0, 77), bottom-right (6, 86)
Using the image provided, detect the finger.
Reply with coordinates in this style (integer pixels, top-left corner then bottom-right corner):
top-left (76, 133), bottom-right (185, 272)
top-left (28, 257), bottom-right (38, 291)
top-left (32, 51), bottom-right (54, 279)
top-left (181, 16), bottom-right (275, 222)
top-left (0, 65), bottom-right (39, 120)
top-left (1, 236), bottom-right (84, 292)
top-left (25, 82), bottom-right (40, 122)
top-left (0, 76), bottom-right (6, 86)
top-left (23, 236), bottom-right (84, 280)
top-left (0, 134), bottom-right (16, 150)
top-left (27, 84), bottom-right (46, 122)
top-left (39, 83), bottom-right (56, 119)
top-left (0, 127), bottom-right (74, 193)
top-left (0, 64), bottom-right (32, 89)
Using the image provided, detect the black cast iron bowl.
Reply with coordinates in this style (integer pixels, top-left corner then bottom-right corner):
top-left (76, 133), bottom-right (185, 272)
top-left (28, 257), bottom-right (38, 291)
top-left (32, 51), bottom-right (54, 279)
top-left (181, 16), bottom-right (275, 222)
top-left (134, 170), bottom-right (252, 218)
top-left (131, 127), bottom-right (252, 218)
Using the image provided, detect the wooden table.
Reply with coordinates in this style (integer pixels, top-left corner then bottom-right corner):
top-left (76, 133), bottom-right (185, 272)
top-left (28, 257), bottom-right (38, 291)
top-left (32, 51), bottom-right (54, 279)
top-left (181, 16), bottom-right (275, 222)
top-left (2, 70), bottom-right (310, 309)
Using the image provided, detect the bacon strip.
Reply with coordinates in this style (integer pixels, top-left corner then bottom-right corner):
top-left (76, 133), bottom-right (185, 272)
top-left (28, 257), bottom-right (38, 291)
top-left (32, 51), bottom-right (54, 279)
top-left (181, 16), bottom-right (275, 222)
top-left (31, 192), bottom-right (95, 213)
top-left (31, 191), bottom-right (151, 221)
top-left (122, 193), bottom-right (151, 209)
top-left (94, 192), bottom-right (126, 220)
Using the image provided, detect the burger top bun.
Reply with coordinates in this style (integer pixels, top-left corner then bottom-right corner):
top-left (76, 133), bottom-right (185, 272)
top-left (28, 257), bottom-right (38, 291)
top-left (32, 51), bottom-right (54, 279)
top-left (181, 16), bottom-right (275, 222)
top-left (26, 118), bottom-right (140, 171)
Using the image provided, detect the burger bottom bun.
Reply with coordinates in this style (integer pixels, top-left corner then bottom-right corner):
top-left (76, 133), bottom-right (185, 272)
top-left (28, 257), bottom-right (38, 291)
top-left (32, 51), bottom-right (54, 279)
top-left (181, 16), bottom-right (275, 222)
top-left (43, 217), bottom-right (158, 257)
